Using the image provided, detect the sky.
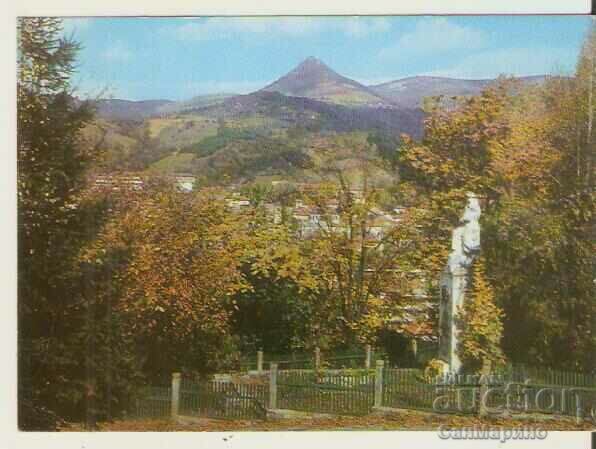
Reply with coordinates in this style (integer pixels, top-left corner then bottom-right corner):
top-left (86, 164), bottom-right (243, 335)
top-left (61, 16), bottom-right (592, 101)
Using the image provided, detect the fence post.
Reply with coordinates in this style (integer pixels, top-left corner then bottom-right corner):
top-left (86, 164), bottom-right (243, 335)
top-left (257, 350), bottom-right (264, 373)
top-left (269, 363), bottom-right (278, 410)
top-left (314, 347), bottom-right (321, 371)
top-left (171, 372), bottom-right (181, 419)
top-left (374, 359), bottom-right (384, 408)
top-left (365, 344), bottom-right (372, 369)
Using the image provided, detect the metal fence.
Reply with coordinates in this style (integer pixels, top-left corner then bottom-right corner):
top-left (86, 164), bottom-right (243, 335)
top-left (493, 382), bottom-right (596, 419)
top-left (277, 369), bottom-right (375, 415)
top-left (382, 368), bottom-right (442, 412)
top-left (129, 363), bottom-right (596, 422)
top-left (381, 368), bottom-right (596, 418)
top-left (131, 386), bottom-right (172, 419)
top-left (496, 364), bottom-right (596, 388)
top-left (179, 378), bottom-right (269, 420)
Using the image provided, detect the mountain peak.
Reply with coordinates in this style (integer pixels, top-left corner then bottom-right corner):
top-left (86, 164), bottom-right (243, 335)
top-left (260, 57), bottom-right (390, 107)
top-left (288, 57), bottom-right (338, 79)
top-left (297, 56), bottom-right (327, 68)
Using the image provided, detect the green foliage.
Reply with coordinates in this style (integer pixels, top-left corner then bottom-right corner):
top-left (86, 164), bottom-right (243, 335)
top-left (179, 125), bottom-right (264, 157)
top-left (367, 130), bottom-right (401, 167)
top-left (241, 183), bottom-right (273, 206)
top-left (17, 17), bottom-right (109, 429)
top-left (230, 269), bottom-right (315, 354)
top-left (188, 133), bottom-right (314, 183)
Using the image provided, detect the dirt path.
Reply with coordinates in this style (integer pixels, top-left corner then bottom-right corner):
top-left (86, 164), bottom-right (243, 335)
top-left (62, 410), bottom-right (595, 432)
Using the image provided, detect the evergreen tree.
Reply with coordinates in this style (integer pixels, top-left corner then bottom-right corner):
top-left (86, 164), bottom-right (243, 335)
top-left (17, 17), bottom-right (102, 429)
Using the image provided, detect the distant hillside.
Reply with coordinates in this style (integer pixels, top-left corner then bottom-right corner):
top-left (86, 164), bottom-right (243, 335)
top-left (155, 93), bottom-right (237, 115)
top-left (93, 99), bottom-right (174, 121)
top-left (201, 91), bottom-right (424, 138)
top-left (370, 75), bottom-right (548, 108)
top-left (93, 94), bottom-right (235, 120)
top-left (260, 57), bottom-right (391, 108)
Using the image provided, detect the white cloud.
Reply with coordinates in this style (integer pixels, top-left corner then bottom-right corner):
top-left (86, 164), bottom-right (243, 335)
top-left (101, 42), bottom-right (133, 62)
top-left (341, 18), bottom-right (390, 38)
top-left (423, 47), bottom-right (578, 79)
top-left (168, 17), bottom-right (391, 41)
top-left (379, 18), bottom-right (486, 60)
top-left (172, 18), bottom-right (317, 40)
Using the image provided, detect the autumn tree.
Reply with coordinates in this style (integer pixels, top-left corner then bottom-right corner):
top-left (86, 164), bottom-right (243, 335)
top-left (399, 82), bottom-right (512, 197)
top-left (399, 23), bottom-right (595, 371)
top-left (277, 158), bottom-right (438, 348)
top-left (458, 257), bottom-right (506, 372)
top-left (236, 206), bottom-right (329, 352)
top-left (483, 22), bottom-right (595, 371)
top-left (82, 189), bottom-right (251, 379)
top-left (227, 154), bottom-right (417, 351)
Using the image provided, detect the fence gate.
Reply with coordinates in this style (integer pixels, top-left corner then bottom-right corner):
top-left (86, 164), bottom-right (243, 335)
top-left (277, 370), bottom-right (375, 415)
top-left (180, 379), bottom-right (269, 420)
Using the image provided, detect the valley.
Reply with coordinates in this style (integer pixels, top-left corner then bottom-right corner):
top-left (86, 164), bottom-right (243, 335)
top-left (87, 58), bottom-right (547, 187)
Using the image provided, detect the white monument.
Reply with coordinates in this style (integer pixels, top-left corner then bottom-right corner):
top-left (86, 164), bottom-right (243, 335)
top-left (438, 193), bottom-right (482, 373)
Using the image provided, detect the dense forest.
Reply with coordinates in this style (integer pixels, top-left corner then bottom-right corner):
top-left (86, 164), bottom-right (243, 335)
top-left (17, 18), bottom-right (594, 429)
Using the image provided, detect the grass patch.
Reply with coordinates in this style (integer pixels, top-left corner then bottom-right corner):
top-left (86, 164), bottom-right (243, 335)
top-left (150, 152), bottom-right (195, 172)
